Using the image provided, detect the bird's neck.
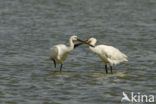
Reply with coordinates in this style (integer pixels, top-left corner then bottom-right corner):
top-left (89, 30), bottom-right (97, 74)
top-left (68, 39), bottom-right (74, 52)
top-left (89, 46), bottom-right (96, 53)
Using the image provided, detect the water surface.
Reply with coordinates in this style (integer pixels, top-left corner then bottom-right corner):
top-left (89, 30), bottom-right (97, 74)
top-left (0, 0), bottom-right (156, 104)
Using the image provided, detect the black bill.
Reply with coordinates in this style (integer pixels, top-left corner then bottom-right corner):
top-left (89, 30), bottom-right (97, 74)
top-left (74, 39), bottom-right (94, 48)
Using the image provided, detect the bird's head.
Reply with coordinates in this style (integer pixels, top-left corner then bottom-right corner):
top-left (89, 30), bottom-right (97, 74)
top-left (70, 35), bottom-right (85, 43)
top-left (70, 35), bottom-right (85, 48)
top-left (70, 35), bottom-right (78, 43)
top-left (85, 38), bottom-right (97, 47)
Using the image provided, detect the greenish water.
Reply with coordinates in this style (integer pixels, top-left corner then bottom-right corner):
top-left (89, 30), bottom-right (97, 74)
top-left (0, 0), bottom-right (156, 104)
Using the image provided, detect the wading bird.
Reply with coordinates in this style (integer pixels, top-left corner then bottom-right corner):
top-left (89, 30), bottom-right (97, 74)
top-left (76, 38), bottom-right (128, 74)
top-left (50, 35), bottom-right (83, 71)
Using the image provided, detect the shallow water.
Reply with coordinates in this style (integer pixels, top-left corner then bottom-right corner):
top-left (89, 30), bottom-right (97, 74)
top-left (0, 0), bottom-right (156, 104)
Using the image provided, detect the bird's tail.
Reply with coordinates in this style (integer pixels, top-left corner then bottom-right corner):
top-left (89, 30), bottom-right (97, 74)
top-left (121, 53), bottom-right (128, 62)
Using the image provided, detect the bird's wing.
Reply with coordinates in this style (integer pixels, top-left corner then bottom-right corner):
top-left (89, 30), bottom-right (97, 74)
top-left (50, 46), bottom-right (58, 60)
top-left (55, 44), bottom-right (68, 60)
top-left (100, 45), bottom-right (127, 60)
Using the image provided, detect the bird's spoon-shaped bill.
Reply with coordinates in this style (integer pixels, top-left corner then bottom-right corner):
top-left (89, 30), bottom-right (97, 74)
top-left (74, 39), bottom-right (94, 48)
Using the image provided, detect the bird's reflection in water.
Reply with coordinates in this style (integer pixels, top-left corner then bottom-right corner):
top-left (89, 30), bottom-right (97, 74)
top-left (89, 72), bottom-right (127, 78)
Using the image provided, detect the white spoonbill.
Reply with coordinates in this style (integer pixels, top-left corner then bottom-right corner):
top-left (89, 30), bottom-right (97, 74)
top-left (83, 38), bottom-right (128, 74)
top-left (50, 35), bottom-right (83, 71)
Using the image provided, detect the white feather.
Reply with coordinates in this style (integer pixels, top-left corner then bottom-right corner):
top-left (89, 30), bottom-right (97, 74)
top-left (50, 36), bottom-right (77, 65)
top-left (88, 38), bottom-right (128, 66)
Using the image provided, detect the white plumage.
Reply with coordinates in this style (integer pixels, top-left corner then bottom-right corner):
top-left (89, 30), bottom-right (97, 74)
top-left (85, 38), bottom-right (128, 74)
top-left (50, 35), bottom-right (79, 71)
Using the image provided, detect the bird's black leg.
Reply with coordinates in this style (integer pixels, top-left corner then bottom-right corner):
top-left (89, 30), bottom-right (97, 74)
top-left (110, 66), bottom-right (113, 74)
top-left (105, 64), bottom-right (108, 74)
top-left (52, 59), bottom-right (56, 68)
top-left (60, 64), bottom-right (63, 71)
